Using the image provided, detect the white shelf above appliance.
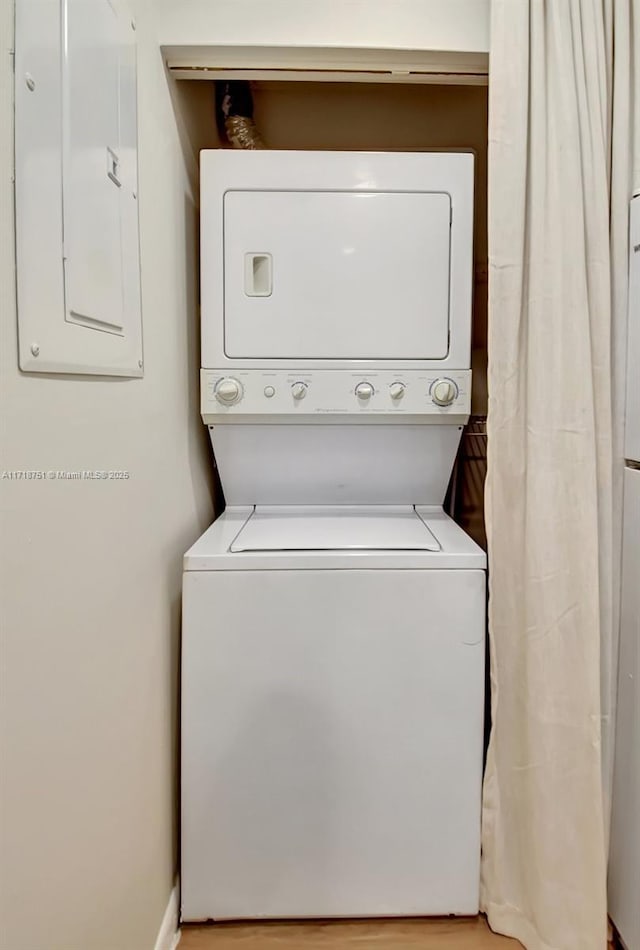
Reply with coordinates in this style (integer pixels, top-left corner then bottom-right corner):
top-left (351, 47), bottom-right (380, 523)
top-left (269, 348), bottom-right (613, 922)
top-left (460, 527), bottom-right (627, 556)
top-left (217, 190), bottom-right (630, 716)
top-left (164, 46), bottom-right (488, 85)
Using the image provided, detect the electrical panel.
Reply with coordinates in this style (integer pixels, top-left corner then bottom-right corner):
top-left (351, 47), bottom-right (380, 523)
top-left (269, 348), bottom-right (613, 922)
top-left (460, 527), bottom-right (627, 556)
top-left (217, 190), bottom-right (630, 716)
top-left (15, 0), bottom-right (143, 376)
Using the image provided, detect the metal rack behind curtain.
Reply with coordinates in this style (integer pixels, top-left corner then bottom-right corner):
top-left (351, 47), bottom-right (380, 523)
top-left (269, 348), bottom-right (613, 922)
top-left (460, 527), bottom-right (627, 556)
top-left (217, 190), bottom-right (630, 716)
top-left (447, 414), bottom-right (487, 550)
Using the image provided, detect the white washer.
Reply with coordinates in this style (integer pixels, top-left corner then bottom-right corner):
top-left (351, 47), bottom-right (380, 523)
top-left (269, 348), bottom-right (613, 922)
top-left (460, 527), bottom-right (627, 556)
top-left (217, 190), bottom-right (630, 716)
top-left (182, 507), bottom-right (486, 921)
top-left (182, 151), bottom-right (485, 922)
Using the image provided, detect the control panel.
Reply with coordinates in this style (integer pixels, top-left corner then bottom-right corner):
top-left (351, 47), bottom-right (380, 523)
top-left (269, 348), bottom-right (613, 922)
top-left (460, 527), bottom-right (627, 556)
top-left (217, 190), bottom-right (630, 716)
top-left (201, 369), bottom-right (471, 423)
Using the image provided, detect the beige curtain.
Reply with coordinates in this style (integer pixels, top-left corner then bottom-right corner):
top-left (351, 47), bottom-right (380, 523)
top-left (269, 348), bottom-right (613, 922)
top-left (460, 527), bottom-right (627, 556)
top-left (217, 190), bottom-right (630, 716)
top-left (482, 2), bottom-right (638, 949)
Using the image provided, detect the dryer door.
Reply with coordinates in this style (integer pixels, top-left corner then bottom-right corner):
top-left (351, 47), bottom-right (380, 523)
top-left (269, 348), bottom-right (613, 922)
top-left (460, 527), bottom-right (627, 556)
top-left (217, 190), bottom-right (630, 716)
top-left (223, 190), bottom-right (451, 361)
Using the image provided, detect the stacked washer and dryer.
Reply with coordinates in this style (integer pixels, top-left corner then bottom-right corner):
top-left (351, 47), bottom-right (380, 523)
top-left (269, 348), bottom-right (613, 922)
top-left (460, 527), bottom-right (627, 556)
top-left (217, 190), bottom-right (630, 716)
top-left (181, 150), bottom-right (486, 922)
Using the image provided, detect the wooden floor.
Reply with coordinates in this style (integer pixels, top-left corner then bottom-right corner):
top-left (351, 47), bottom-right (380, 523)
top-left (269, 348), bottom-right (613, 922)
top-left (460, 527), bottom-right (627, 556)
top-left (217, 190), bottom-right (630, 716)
top-left (178, 916), bottom-right (522, 949)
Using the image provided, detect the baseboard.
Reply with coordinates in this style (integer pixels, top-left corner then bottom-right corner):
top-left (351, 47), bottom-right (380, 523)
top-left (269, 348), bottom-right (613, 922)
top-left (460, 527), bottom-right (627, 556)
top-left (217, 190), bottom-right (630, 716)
top-left (154, 880), bottom-right (180, 950)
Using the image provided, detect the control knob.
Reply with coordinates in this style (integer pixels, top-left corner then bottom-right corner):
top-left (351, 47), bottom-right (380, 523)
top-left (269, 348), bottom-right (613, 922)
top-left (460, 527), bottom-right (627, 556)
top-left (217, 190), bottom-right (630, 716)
top-left (389, 382), bottom-right (406, 400)
top-left (431, 378), bottom-right (457, 407)
top-left (214, 377), bottom-right (243, 405)
top-left (355, 381), bottom-right (375, 400)
top-left (291, 381), bottom-right (308, 400)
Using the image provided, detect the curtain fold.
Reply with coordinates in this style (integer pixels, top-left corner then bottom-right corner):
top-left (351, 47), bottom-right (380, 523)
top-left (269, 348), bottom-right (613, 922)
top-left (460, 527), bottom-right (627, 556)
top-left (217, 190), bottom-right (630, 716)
top-left (482, 2), bottom-right (638, 948)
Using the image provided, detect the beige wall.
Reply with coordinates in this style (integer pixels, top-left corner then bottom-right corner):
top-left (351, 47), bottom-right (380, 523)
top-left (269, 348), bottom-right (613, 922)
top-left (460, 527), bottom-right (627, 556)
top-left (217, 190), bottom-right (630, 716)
top-left (156, 0), bottom-right (490, 53)
top-left (0, 1), bottom-right (213, 948)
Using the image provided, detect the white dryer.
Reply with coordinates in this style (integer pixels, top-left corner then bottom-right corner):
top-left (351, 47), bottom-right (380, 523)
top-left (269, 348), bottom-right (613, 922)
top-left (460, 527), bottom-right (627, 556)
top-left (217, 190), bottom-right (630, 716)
top-left (182, 151), bottom-right (486, 922)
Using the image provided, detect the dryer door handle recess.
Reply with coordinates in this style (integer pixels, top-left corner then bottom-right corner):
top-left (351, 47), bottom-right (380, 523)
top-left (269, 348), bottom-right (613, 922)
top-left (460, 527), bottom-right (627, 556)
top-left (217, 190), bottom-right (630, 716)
top-left (244, 253), bottom-right (272, 297)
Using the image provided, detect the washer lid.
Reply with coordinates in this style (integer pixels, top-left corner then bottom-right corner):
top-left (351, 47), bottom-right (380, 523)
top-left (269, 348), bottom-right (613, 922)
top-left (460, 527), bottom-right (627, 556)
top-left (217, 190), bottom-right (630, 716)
top-left (230, 506), bottom-right (440, 553)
